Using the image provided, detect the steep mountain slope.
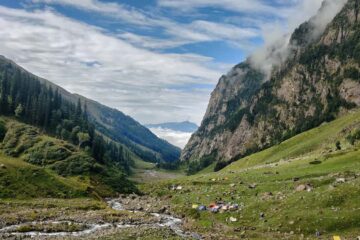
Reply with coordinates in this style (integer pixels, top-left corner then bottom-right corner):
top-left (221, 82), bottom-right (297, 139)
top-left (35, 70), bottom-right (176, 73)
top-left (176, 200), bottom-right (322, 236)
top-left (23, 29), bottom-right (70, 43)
top-left (80, 96), bottom-right (181, 163)
top-left (182, 0), bottom-right (360, 170)
top-left (0, 56), bottom-right (180, 163)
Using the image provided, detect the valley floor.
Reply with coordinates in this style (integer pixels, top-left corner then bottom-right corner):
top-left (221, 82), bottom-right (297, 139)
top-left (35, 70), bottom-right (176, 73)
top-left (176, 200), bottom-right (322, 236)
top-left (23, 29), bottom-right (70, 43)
top-left (0, 198), bottom-right (187, 240)
top-left (129, 158), bottom-right (184, 183)
top-left (1, 111), bottom-right (360, 239)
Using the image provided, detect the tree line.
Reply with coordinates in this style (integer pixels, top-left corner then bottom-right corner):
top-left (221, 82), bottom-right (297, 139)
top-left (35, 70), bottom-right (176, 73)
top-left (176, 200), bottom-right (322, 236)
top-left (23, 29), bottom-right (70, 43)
top-left (0, 61), bottom-right (132, 173)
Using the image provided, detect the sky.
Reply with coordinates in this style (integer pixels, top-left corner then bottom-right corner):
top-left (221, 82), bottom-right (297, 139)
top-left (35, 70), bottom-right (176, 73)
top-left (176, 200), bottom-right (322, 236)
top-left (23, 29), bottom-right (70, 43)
top-left (148, 127), bottom-right (193, 148)
top-left (0, 0), bottom-right (325, 126)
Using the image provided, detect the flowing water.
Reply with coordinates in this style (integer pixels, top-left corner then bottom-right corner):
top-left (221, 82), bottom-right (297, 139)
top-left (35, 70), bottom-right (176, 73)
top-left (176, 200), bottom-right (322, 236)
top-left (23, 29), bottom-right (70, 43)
top-left (0, 199), bottom-right (201, 239)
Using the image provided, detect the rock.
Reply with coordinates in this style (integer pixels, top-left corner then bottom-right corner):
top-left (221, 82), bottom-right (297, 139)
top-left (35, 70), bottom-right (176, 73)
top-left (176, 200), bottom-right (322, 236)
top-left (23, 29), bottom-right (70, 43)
top-left (295, 184), bottom-right (313, 192)
top-left (176, 186), bottom-right (183, 190)
top-left (260, 212), bottom-right (265, 218)
top-left (191, 233), bottom-right (202, 240)
top-left (229, 217), bottom-right (237, 222)
top-left (293, 177), bottom-right (300, 182)
top-left (248, 183), bottom-right (257, 189)
top-left (261, 192), bottom-right (274, 201)
top-left (336, 178), bottom-right (346, 183)
top-left (0, 164), bottom-right (6, 169)
top-left (230, 183), bottom-right (236, 187)
top-left (290, 231), bottom-right (294, 235)
top-left (289, 220), bottom-right (295, 225)
top-left (159, 207), bottom-right (167, 214)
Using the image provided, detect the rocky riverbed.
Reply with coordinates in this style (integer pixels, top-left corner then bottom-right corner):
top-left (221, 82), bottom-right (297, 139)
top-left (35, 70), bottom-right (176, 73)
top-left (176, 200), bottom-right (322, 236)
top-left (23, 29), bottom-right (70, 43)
top-left (0, 195), bottom-right (201, 240)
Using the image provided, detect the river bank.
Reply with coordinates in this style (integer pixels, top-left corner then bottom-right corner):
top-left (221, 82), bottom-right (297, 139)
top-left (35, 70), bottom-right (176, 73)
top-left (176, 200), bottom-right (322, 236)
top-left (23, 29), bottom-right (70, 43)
top-left (0, 196), bottom-right (201, 240)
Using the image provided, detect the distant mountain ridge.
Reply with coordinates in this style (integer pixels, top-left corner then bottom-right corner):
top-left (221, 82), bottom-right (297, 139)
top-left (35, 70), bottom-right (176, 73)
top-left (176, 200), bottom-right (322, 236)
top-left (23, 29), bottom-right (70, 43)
top-left (0, 55), bottom-right (181, 163)
top-left (146, 121), bottom-right (198, 133)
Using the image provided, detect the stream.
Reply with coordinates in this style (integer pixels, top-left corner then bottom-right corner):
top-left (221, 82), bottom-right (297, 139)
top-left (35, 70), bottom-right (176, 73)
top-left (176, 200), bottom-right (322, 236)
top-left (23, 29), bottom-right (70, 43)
top-left (0, 199), bottom-right (201, 239)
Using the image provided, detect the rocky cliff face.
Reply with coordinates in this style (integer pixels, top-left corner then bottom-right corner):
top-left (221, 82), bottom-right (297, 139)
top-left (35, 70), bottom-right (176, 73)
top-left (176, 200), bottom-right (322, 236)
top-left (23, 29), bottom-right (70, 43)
top-left (182, 0), bottom-right (360, 170)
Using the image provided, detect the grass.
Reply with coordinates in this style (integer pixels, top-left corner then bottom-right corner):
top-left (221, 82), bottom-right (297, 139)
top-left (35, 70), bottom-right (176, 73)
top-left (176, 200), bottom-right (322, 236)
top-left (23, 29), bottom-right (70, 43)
top-left (141, 110), bottom-right (360, 239)
top-left (0, 118), bottom-right (123, 198)
top-left (0, 152), bottom-right (90, 198)
top-left (223, 109), bottom-right (360, 170)
top-left (1, 111), bottom-right (360, 239)
top-left (130, 158), bottom-right (185, 183)
top-left (15, 222), bottom-right (87, 233)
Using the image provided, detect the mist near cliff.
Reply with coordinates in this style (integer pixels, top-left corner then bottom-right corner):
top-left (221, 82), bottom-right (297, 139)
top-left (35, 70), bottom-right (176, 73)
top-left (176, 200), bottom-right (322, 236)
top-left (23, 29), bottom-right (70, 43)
top-left (249, 0), bottom-right (348, 77)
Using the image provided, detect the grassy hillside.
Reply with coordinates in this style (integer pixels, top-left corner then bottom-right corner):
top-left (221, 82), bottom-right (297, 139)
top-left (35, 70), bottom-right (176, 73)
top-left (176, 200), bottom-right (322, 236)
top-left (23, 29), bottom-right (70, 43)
top-left (0, 152), bottom-right (89, 198)
top-left (142, 110), bottom-right (360, 239)
top-left (0, 117), bottom-right (136, 198)
top-left (0, 55), bottom-right (180, 167)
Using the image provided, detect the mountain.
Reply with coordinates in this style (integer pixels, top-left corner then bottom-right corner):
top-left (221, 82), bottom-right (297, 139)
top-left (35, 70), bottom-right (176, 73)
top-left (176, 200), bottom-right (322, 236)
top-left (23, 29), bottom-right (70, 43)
top-left (182, 0), bottom-right (360, 171)
top-left (0, 55), bottom-right (180, 163)
top-left (77, 96), bottom-right (181, 163)
top-left (146, 121), bottom-right (198, 133)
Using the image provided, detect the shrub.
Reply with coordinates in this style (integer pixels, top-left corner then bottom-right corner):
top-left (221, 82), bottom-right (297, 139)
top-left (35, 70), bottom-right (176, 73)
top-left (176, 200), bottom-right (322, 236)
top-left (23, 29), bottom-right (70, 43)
top-left (0, 120), bottom-right (6, 142)
top-left (25, 142), bottom-right (72, 165)
top-left (186, 152), bottom-right (217, 175)
top-left (50, 154), bottom-right (95, 176)
top-left (346, 128), bottom-right (360, 145)
top-left (343, 67), bottom-right (360, 80)
top-left (335, 141), bottom-right (342, 150)
top-left (309, 160), bottom-right (322, 165)
top-left (346, 134), bottom-right (355, 145)
top-left (101, 167), bottom-right (138, 194)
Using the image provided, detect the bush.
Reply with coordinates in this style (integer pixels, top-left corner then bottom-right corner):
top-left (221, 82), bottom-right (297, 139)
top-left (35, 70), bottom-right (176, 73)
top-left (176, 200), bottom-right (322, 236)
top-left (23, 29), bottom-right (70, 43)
top-left (0, 120), bottom-right (6, 142)
top-left (50, 154), bottom-right (95, 176)
top-left (101, 167), bottom-right (138, 194)
top-left (186, 152), bottom-right (217, 175)
top-left (25, 141), bottom-right (72, 165)
top-left (346, 134), bottom-right (355, 145)
top-left (309, 160), bottom-right (322, 165)
top-left (343, 67), bottom-right (360, 80)
top-left (214, 161), bottom-right (229, 172)
top-left (335, 141), bottom-right (342, 150)
top-left (346, 128), bottom-right (360, 145)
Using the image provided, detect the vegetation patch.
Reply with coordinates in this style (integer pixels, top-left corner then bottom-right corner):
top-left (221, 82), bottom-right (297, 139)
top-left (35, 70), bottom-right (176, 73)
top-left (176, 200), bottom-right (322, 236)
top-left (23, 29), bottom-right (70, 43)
top-left (15, 222), bottom-right (87, 233)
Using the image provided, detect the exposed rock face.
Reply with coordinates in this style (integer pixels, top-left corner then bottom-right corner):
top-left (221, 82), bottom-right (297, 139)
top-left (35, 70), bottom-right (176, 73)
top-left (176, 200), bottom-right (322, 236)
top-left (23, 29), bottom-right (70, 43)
top-left (182, 0), bottom-right (360, 168)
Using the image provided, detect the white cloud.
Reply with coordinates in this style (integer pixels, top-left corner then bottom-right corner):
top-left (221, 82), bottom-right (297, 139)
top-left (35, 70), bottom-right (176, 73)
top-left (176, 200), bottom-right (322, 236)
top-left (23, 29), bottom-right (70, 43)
top-left (249, 0), bottom-right (347, 77)
top-left (148, 127), bottom-right (193, 148)
top-left (29, 0), bottom-right (260, 50)
top-left (31, 0), bottom-right (152, 26)
top-left (0, 6), bottom-right (223, 124)
top-left (0, 0), bottom-right (347, 129)
top-left (157, 0), bottom-right (278, 14)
